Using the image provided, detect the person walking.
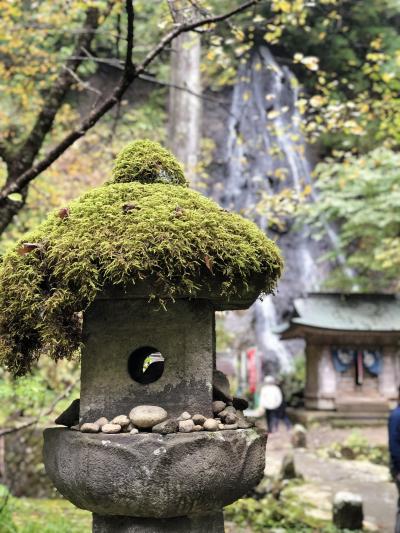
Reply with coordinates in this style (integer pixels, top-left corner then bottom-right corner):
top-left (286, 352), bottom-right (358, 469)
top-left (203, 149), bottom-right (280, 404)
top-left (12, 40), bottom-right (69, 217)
top-left (277, 381), bottom-right (292, 430)
top-left (259, 375), bottom-right (283, 433)
top-left (388, 390), bottom-right (400, 533)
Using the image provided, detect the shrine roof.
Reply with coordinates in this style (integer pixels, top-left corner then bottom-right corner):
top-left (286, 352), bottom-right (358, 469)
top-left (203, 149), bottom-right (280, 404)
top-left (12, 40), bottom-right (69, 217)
top-left (277, 292), bottom-right (400, 338)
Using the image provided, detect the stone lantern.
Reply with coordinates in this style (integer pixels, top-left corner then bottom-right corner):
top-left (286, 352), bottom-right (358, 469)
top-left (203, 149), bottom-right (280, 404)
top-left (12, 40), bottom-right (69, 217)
top-left (0, 140), bottom-right (283, 532)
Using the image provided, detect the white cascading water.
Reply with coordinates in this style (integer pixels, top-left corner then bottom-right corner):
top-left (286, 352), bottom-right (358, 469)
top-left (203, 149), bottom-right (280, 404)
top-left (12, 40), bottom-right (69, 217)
top-left (215, 45), bottom-right (329, 373)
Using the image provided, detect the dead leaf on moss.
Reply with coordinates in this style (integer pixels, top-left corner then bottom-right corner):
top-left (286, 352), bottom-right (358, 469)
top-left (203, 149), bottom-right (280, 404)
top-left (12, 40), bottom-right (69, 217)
top-left (122, 203), bottom-right (141, 213)
top-left (204, 255), bottom-right (214, 272)
top-left (58, 207), bottom-right (70, 219)
top-left (17, 243), bottom-right (42, 255)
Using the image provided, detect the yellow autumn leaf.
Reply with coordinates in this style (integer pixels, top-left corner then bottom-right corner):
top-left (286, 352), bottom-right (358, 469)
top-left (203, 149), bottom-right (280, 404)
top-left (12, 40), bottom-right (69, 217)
top-left (243, 91), bottom-right (252, 102)
top-left (302, 184), bottom-right (312, 196)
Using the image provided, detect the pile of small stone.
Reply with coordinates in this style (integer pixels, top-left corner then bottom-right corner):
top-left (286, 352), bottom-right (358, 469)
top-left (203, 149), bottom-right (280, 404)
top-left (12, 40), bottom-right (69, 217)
top-left (76, 398), bottom-right (255, 436)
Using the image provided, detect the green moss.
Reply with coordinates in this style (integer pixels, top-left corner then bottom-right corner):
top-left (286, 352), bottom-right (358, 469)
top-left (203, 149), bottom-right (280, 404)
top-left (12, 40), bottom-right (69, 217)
top-left (110, 139), bottom-right (187, 185)
top-left (0, 143), bottom-right (283, 376)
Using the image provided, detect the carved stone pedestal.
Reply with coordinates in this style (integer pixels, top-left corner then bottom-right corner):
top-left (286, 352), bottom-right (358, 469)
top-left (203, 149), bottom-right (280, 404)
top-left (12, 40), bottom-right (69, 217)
top-left (92, 512), bottom-right (224, 533)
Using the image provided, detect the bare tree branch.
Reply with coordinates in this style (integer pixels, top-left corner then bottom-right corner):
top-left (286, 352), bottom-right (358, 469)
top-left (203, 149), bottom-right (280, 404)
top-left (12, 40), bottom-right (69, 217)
top-left (0, 0), bottom-right (258, 204)
top-left (139, 73), bottom-right (234, 116)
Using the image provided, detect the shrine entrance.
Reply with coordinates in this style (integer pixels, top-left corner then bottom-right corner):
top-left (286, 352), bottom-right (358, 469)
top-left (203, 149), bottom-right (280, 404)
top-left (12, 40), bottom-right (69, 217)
top-left (278, 293), bottom-right (400, 415)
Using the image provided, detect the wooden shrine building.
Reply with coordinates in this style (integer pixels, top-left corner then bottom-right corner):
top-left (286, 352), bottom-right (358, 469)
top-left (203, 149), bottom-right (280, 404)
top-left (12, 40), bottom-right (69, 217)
top-left (278, 293), bottom-right (400, 415)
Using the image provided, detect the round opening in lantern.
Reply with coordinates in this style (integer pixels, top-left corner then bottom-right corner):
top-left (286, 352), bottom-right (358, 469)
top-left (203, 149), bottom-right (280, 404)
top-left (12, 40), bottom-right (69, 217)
top-left (128, 346), bottom-right (165, 384)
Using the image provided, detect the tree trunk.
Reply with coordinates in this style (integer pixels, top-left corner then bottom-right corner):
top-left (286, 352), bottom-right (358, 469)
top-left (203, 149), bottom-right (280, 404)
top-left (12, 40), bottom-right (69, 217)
top-left (168, 7), bottom-right (202, 187)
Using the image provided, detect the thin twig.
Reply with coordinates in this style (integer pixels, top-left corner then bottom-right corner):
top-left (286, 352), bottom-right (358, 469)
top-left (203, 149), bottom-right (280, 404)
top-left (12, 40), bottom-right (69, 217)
top-left (62, 65), bottom-right (102, 96)
top-left (138, 73), bottom-right (234, 115)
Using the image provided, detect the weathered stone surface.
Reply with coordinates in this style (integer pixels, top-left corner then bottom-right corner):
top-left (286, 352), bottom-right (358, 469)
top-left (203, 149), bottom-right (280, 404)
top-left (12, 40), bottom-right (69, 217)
top-left (203, 419), bottom-right (219, 432)
top-left (55, 398), bottom-right (80, 427)
top-left (70, 425), bottom-right (80, 431)
top-left (178, 411), bottom-right (191, 421)
top-left (333, 491), bottom-right (363, 530)
top-left (193, 425), bottom-right (203, 432)
top-left (102, 423), bottom-right (122, 434)
top-left (218, 424), bottom-right (225, 430)
top-left (291, 424), bottom-right (307, 448)
top-left (80, 299), bottom-right (214, 422)
top-left (179, 419), bottom-right (195, 433)
top-left (94, 417), bottom-right (109, 428)
top-left (129, 406), bottom-right (168, 429)
top-left (192, 414), bottom-right (206, 426)
top-left (80, 423), bottom-right (100, 433)
top-left (213, 370), bottom-right (232, 402)
top-left (232, 397), bottom-right (249, 411)
top-left (112, 415), bottom-right (130, 428)
top-left (212, 401), bottom-right (226, 415)
top-left (130, 428), bottom-right (139, 435)
top-left (92, 511), bottom-right (225, 532)
top-left (44, 427), bottom-right (266, 518)
top-left (152, 419), bottom-right (179, 435)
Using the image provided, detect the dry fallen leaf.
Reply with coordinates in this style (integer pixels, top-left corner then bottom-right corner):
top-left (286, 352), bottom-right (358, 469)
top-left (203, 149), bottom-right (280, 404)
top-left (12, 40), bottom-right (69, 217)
top-left (174, 206), bottom-right (184, 217)
top-left (122, 203), bottom-right (141, 213)
top-left (204, 255), bottom-right (214, 272)
top-left (18, 243), bottom-right (41, 255)
top-left (58, 207), bottom-right (70, 220)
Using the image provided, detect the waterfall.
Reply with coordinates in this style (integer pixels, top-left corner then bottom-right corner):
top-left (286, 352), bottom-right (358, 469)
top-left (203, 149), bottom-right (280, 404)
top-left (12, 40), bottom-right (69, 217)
top-left (214, 45), bottom-right (327, 374)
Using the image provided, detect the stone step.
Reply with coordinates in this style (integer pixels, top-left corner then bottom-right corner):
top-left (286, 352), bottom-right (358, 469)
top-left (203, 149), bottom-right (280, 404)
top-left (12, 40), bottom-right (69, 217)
top-left (336, 400), bottom-right (389, 413)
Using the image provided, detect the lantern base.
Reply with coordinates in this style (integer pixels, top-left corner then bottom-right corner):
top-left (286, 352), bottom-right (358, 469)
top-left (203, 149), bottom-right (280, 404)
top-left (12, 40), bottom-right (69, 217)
top-left (44, 428), bottom-right (266, 518)
top-left (92, 512), bottom-right (224, 533)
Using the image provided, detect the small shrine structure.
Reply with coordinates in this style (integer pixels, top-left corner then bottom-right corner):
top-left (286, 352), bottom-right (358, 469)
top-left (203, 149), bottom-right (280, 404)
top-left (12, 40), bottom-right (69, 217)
top-left (279, 293), bottom-right (400, 414)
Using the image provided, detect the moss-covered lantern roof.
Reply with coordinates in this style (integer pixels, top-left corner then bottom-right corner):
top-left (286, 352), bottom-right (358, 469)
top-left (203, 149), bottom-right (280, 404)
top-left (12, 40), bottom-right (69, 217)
top-left (0, 140), bottom-right (283, 376)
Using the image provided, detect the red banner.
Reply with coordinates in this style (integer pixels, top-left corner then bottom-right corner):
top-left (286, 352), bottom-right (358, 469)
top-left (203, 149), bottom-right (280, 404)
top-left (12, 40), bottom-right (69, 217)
top-left (247, 347), bottom-right (257, 394)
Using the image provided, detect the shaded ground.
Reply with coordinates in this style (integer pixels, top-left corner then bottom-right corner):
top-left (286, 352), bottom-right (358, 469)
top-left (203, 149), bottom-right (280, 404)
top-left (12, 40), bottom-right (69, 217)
top-left (266, 424), bottom-right (396, 532)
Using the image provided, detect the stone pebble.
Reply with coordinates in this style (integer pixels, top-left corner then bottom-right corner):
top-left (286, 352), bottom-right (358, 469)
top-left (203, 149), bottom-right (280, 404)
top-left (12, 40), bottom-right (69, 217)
top-left (130, 428), bottom-right (139, 435)
top-left (129, 405), bottom-right (168, 429)
top-left (112, 415), bottom-right (130, 428)
top-left (80, 423), bottom-right (100, 433)
top-left (237, 418), bottom-right (253, 429)
top-left (224, 413), bottom-right (237, 425)
top-left (212, 401), bottom-right (226, 415)
top-left (179, 419), bottom-right (195, 433)
top-left (178, 411), bottom-right (191, 421)
top-left (94, 417), bottom-right (109, 428)
top-left (153, 418), bottom-right (179, 435)
top-left (192, 414), bottom-right (206, 426)
top-left (102, 423), bottom-right (122, 434)
top-left (203, 418), bottom-right (219, 432)
top-left (222, 423), bottom-right (238, 430)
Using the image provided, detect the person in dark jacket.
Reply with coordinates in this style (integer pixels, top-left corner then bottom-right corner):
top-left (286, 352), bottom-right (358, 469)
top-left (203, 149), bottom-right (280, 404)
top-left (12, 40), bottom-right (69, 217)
top-left (388, 393), bottom-right (400, 533)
